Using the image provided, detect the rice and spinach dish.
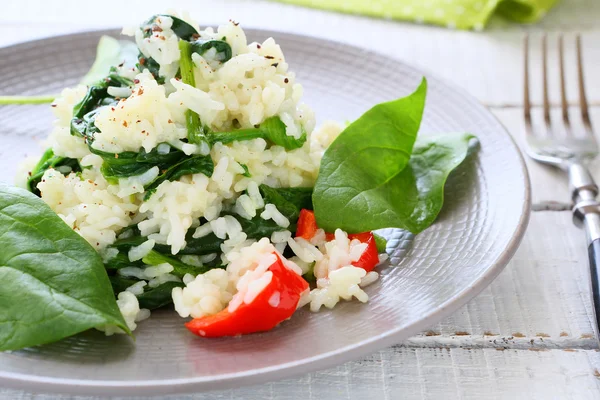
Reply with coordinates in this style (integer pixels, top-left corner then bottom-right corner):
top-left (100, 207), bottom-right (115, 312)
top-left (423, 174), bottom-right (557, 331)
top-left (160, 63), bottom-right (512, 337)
top-left (0, 12), bottom-right (477, 349)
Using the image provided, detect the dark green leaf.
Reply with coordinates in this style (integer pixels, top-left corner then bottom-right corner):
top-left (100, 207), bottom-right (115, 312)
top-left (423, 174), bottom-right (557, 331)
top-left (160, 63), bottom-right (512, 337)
top-left (142, 250), bottom-right (213, 277)
top-left (240, 164), bottom-right (251, 177)
top-left (144, 154), bottom-right (214, 195)
top-left (190, 39), bottom-right (232, 62)
top-left (104, 251), bottom-right (143, 270)
top-left (258, 185), bottom-right (313, 221)
top-left (160, 232), bottom-right (222, 256)
top-left (316, 130), bottom-right (476, 234)
top-left (81, 36), bottom-right (139, 86)
top-left (137, 55), bottom-right (164, 84)
top-left (26, 149), bottom-right (81, 196)
top-left (142, 15), bottom-right (198, 41)
top-left (237, 215), bottom-right (293, 240)
top-left (208, 116), bottom-right (307, 150)
top-left (313, 79), bottom-right (428, 233)
top-left (108, 275), bottom-right (139, 294)
top-left (179, 40), bottom-right (208, 146)
top-left (0, 185), bottom-right (130, 351)
top-left (373, 233), bottom-right (387, 253)
top-left (137, 281), bottom-right (184, 310)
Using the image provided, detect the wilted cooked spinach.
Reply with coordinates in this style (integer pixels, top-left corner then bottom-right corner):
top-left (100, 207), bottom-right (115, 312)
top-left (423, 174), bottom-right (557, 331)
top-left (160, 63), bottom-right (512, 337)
top-left (108, 276), bottom-right (184, 310)
top-left (88, 144), bottom-right (214, 195)
top-left (70, 70), bottom-right (133, 144)
top-left (103, 183), bottom-right (314, 307)
top-left (178, 40), bottom-right (209, 146)
top-left (26, 149), bottom-right (81, 196)
top-left (208, 116), bottom-right (307, 150)
top-left (0, 186), bottom-right (130, 351)
top-left (190, 39), bottom-right (232, 63)
top-left (141, 14), bottom-right (199, 41)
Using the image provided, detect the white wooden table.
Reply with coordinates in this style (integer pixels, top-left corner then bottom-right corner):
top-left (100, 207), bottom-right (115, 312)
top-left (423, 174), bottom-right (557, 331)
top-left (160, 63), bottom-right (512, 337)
top-left (2, 0), bottom-right (600, 398)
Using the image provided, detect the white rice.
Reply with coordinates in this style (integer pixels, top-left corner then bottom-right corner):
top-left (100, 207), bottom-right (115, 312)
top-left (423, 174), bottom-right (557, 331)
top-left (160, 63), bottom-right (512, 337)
top-left (97, 291), bottom-right (150, 335)
top-left (261, 204), bottom-right (290, 228)
top-left (125, 280), bottom-right (147, 296)
top-left (172, 269), bottom-right (232, 318)
top-left (37, 168), bottom-right (138, 250)
top-left (128, 239), bottom-right (155, 262)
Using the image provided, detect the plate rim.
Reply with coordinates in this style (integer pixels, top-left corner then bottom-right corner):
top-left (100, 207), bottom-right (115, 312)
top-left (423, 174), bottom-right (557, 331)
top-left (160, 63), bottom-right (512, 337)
top-left (0, 27), bottom-right (531, 396)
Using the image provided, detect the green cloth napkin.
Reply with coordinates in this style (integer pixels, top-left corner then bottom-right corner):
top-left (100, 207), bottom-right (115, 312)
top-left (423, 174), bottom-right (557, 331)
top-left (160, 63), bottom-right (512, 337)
top-left (274, 0), bottom-right (560, 30)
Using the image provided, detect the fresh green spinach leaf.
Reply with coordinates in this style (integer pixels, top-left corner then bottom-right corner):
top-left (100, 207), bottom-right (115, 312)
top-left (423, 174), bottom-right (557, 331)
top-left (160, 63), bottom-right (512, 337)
top-left (314, 78), bottom-right (477, 234)
top-left (0, 186), bottom-right (130, 351)
top-left (315, 130), bottom-right (475, 234)
top-left (313, 79), bottom-right (427, 233)
top-left (81, 36), bottom-right (139, 86)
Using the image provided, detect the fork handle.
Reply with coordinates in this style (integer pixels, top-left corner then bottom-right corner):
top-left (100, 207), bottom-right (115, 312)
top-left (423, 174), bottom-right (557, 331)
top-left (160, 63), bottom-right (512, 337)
top-left (571, 163), bottom-right (600, 341)
top-left (589, 235), bottom-right (600, 334)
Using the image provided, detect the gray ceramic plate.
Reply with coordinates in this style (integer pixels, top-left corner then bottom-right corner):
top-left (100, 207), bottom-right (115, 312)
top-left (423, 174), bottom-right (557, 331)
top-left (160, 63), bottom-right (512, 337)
top-left (0, 29), bottom-right (530, 396)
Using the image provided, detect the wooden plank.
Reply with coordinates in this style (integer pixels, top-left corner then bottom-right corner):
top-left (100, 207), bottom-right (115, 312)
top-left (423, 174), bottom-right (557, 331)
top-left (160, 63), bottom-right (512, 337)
top-left (3, 348), bottom-right (600, 399)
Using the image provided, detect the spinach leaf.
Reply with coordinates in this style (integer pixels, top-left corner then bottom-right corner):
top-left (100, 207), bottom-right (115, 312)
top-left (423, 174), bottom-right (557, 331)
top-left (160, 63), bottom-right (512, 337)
top-left (258, 185), bottom-right (313, 221)
top-left (373, 233), bottom-right (387, 253)
top-left (191, 39), bottom-right (232, 63)
top-left (144, 154), bottom-right (215, 194)
top-left (159, 232), bottom-right (222, 256)
top-left (89, 144), bottom-right (214, 194)
top-left (209, 116), bottom-right (307, 150)
top-left (109, 275), bottom-right (139, 294)
top-left (26, 149), bottom-right (81, 196)
top-left (0, 95), bottom-right (56, 105)
top-left (70, 71), bottom-right (133, 144)
top-left (0, 186), bottom-right (130, 351)
top-left (108, 276), bottom-right (184, 310)
top-left (137, 55), bottom-right (164, 84)
top-left (0, 35), bottom-right (137, 105)
top-left (315, 130), bottom-right (476, 234)
top-left (142, 15), bottom-right (198, 41)
top-left (260, 185), bottom-right (313, 214)
top-left (313, 79), bottom-right (427, 233)
top-left (179, 40), bottom-right (209, 146)
top-left (81, 36), bottom-right (139, 86)
top-left (142, 250), bottom-right (213, 277)
top-left (238, 215), bottom-right (293, 239)
top-left (105, 251), bottom-right (143, 271)
top-left (137, 281), bottom-right (184, 310)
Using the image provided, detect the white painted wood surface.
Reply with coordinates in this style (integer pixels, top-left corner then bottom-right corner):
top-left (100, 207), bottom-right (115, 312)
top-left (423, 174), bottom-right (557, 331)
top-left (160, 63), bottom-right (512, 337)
top-left (2, 1), bottom-right (600, 398)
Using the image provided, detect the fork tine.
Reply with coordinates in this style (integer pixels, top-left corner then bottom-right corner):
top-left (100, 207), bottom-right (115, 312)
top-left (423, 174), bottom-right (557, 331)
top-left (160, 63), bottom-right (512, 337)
top-left (523, 34), bottom-right (533, 136)
top-left (577, 34), bottom-right (594, 137)
top-left (542, 34), bottom-right (551, 127)
top-left (558, 34), bottom-right (570, 130)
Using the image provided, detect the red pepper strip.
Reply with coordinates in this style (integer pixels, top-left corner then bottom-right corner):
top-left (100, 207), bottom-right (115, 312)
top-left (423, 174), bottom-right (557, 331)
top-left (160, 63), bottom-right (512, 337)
top-left (295, 209), bottom-right (318, 240)
top-left (185, 254), bottom-right (308, 338)
top-left (294, 209), bottom-right (379, 272)
top-left (348, 232), bottom-right (379, 272)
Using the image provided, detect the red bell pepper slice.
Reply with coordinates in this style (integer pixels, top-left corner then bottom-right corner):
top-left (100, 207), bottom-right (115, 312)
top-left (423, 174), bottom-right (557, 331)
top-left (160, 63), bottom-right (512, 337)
top-left (185, 254), bottom-right (308, 338)
top-left (294, 209), bottom-right (379, 272)
top-left (295, 209), bottom-right (318, 240)
top-left (348, 232), bottom-right (379, 272)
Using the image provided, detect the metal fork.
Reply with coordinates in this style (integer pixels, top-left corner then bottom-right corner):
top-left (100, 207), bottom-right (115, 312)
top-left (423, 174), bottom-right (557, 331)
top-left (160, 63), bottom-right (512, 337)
top-left (524, 34), bottom-right (600, 340)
